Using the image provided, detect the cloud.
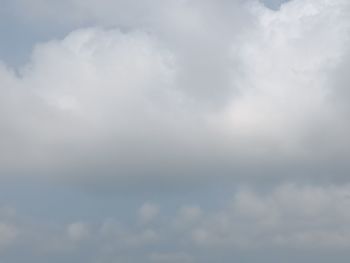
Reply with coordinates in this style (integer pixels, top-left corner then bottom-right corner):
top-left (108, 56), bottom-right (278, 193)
top-left (173, 205), bottom-right (202, 229)
top-left (67, 222), bottom-right (91, 242)
top-left (0, 223), bottom-right (18, 248)
top-left (2, 1), bottom-right (350, 262)
top-left (3, 183), bottom-right (350, 261)
top-left (191, 183), bottom-right (350, 249)
top-left (2, 0), bottom-right (349, 185)
top-left (149, 252), bottom-right (194, 263)
top-left (139, 203), bottom-right (160, 224)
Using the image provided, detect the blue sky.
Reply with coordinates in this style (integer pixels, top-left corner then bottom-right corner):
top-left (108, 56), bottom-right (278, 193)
top-left (2, 0), bottom-right (350, 262)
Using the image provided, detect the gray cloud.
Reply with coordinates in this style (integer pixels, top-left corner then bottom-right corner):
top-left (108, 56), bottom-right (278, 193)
top-left (1, 1), bottom-right (350, 261)
top-left (0, 0), bottom-right (349, 185)
top-left (3, 183), bottom-right (350, 262)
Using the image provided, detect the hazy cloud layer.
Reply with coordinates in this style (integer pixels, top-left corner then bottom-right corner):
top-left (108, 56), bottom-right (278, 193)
top-left (1, 0), bottom-right (350, 262)
top-left (3, 183), bottom-right (350, 262)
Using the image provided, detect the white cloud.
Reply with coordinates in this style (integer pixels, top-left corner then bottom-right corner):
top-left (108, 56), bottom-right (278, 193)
top-left (191, 184), bottom-right (350, 249)
top-left (3, 183), bottom-right (350, 260)
top-left (3, 2), bottom-right (350, 262)
top-left (139, 203), bottom-right (160, 224)
top-left (1, 0), bottom-right (350, 256)
top-left (0, 0), bottom-right (350, 183)
top-left (67, 222), bottom-right (91, 242)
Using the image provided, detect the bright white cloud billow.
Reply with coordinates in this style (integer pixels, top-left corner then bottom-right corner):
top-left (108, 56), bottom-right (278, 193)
top-left (0, 0), bottom-right (350, 182)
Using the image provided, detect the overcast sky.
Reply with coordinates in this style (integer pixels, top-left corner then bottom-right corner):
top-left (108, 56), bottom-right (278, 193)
top-left (1, 0), bottom-right (350, 262)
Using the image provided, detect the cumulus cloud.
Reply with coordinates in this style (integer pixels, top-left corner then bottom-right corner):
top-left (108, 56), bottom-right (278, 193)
top-left (191, 184), bottom-right (350, 249)
top-left (0, 0), bottom-right (350, 185)
top-left (4, 183), bottom-right (350, 261)
top-left (1, 1), bottom-right (350, 261)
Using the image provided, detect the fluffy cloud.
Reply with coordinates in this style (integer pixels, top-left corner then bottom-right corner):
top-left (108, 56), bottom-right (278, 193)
top-left (3, 183), bottom-right (350, 262)
top-left (191, 184), bottom-right (350, 249)
top-left (0, 0), bottom-right (350, 185)
top-left (2, 0), bottom-right (350, 262)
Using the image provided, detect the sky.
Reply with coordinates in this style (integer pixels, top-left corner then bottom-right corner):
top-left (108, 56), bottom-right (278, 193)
top-left (1, 0), bottom-right (350, 262)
